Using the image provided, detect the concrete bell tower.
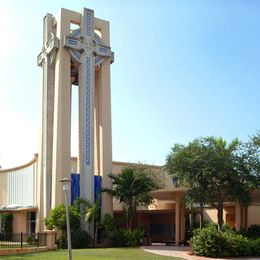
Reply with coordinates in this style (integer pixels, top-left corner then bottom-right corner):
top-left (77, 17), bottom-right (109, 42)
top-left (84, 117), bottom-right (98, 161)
top-left (36, 7), bottom-right (114, 231)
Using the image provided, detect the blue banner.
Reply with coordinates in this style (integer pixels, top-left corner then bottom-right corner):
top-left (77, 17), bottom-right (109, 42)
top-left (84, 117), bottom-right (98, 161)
top-left (71, 173), bottom-right (80, 205)
top-left (70, 174), bottom-right (102, 205)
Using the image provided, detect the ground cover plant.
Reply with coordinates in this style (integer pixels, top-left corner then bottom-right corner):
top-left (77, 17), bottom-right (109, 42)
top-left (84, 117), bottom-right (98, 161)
top-left (0, 248), bottom-right (180, 260)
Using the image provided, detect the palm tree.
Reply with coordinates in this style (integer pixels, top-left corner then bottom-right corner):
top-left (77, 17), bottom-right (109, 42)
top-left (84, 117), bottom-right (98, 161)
top-left (103, 166), bottom-right (160, 230)
top-left (84, 194), bottom-right (101, 246)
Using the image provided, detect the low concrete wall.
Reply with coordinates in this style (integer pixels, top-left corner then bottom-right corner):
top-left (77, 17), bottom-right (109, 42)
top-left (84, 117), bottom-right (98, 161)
top-left (0, 246), bottom-right (47, 256)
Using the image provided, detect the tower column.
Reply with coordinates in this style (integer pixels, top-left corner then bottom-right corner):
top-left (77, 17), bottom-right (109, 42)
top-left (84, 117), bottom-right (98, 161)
top-left (97, 19), bottom-right (113, 215)
top-left (180, 204), bottom-right (185, 242)
top-left (37, 13), bottom-right (58, 231)
top-left (51, 9), bottom-right (72, 208)
top-left (235, 203), bottom-right (241, 232)
top-left (175, 194), bottom-right (180, 246)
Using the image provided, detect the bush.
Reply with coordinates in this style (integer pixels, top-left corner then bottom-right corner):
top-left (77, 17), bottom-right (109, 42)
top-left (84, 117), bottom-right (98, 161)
top-left (57, 229), bottom-right (91, 249)
top-left (191, 226), bottom-right (260, 257)
top-left (191, 226), bottom-right (227, 257)
top-left (71, 229), bottom-right (91, 249)
top-left (110, 228), bottom-right (144, 247)
top-left (1, 213), bottom-right (13, 240)
top-left (240, 225), bottom-right (260, 238)
top-left (222, 230), bottom-right (251, 257)
top-left (111, 229), bottom-right (127, 247)
top-left (26, 235), bottom-right (34, 245)
top-left (250, 237), bottom-right (260, 256)
top-left (44, 205), bottom-right (80, 232)
top-left (123, 228), bottom-right (144, 247)
top-left (102, 213), bottom-right (118, 239)
top-left (57, 234), bottom-right (67, 249)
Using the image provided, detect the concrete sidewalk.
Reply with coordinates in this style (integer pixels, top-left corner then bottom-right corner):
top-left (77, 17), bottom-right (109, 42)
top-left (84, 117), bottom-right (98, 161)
top-left (141, 245), bottom-right (260, 260)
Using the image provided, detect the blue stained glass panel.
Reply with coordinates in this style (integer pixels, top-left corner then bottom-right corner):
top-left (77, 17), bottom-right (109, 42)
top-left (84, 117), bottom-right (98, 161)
top-left (70, 174), bottom-right (102, 205)
top-left (71, 173), bottom-right (80, 205)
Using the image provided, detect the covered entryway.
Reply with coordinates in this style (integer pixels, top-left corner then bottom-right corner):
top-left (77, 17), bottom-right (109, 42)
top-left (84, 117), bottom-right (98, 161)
top-left (149, 187), bottom-right (188, 245)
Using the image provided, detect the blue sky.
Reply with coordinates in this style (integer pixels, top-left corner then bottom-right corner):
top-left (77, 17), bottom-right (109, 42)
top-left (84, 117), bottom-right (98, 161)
top-left (0, 0), bottom-right (259, 168)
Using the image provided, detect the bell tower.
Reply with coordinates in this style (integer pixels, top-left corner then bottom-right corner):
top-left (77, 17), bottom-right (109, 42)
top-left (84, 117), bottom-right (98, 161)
top-left (37, 8), bottom-right (114, 231)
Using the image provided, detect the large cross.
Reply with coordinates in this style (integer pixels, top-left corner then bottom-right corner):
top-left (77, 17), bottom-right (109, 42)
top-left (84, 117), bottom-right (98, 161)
top-left (64, 8), bottom-right (113, 205)
top-left (37, 33), bottom-right (59, 67)
top-left (37, 14), bottom-right (59, 221)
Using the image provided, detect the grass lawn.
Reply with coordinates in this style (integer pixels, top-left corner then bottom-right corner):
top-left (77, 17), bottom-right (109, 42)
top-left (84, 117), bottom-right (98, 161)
top-left (0, 248), bottom-right (182, 259)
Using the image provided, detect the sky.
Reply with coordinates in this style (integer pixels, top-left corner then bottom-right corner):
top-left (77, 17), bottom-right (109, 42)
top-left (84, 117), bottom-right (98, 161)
top-left (0, 0), bottom-right (259, 169)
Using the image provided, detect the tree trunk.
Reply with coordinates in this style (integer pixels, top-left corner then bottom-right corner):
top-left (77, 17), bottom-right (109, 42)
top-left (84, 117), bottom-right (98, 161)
top-left (217, 204), bottom-right (224, 230)
top-left (199, 202), bottom-right (204, 229)
top-left (125, 209), bottom-right (129, 229)
top-left (189, 205), bottom-right (193, 230)
top-left (93, 222), bottom-right (98, 247)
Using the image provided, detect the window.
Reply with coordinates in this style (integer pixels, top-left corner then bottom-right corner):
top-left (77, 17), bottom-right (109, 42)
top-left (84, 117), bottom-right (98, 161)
top-left (27, 212), bottom-right (36, 234)
top-left (150, 224), bottom-right (175, 236)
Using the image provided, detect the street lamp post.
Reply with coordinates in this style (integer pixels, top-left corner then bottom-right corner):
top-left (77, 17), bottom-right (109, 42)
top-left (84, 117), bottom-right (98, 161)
top-left (59, 178), bottom-right (72, 260)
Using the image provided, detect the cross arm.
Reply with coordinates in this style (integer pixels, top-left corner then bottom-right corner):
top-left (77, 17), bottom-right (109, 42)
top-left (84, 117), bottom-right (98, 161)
top-left (37, 34), bottom-right (59, 67)
top-left (64, 36), bottom-right (83, 51)
top-left (94, 44), bottom-right (111, 57)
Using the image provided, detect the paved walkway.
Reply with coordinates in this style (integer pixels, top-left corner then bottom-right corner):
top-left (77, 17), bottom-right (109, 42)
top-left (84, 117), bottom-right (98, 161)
top-left (141, 245), bottom-right (260, 260)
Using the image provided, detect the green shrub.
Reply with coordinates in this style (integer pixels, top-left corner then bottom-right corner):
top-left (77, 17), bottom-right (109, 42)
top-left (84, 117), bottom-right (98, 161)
top-left (101, 214), bottom-right (144, 247)
top-left (57, 234), bottom-right (67, 249)
top-left (102, 213), bottom-right (118, 239)
top-left (240, 225), bottom-right (260, 238)
top-left (222, 230), bottom-right (251, 256)
top-left (1, 213), bottom-right (13, 240)
top-left (191, 226), bottom-right (260, 257)
top-left (44, 205), bottom-right (80, 232)
top-left (250, 237), bottom-right (260, 256)
top-left (26, 235), bottom-right (34, 245)
top-left (111, 229), bottom-right (127, 247)
top-left (191, 226), bottom-right (227, 257)
top-left (110, 228), bottom-right (144, 247)
top-left (71, 229), bottom-right (91, 249)
top-left (57, 229), bottom-right (91, 249)
top-left (123, 228), bottom-right (144, 247)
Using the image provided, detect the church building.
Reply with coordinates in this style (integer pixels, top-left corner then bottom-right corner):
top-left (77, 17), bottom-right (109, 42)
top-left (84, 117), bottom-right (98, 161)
top-left (0, 7), bottom-right (259, 245)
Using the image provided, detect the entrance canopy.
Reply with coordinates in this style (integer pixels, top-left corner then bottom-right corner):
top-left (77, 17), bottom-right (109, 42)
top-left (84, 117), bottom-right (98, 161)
top-left (0, 205), bottom-right (37, 212)
top-left (149, 187), bottom-right (188, 201)
top-left (149, 187), bottom-right (188, 245)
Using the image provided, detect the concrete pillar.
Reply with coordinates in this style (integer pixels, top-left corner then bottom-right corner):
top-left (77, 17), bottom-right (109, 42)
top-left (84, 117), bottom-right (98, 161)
top-left (241, 207), bottom-right (245, 229)
top-left (51, 9), bottom-right (73, 208)
top-left (43, 230), bottom-right (56, 250)
top-left (180, 204), bottom-right (185, 242)
top-left (175, 196), bottom-right (180, 246)
top-left (96, 19), bottom-right (113, 216)
top-left (235, 203), bottom-right (241, 231)
top-left (245, 206), bottom-right (248, 230)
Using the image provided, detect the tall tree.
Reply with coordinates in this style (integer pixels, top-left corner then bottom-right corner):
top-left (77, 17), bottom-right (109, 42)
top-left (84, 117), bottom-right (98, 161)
top-left (166, 136), bottom-right (259, 229)
top-left (103, 166), bottom-right (160, 230)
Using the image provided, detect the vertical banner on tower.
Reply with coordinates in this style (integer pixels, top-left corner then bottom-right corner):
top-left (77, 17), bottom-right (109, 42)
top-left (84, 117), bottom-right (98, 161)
top-left (78, 8), bottom-right (95, 205)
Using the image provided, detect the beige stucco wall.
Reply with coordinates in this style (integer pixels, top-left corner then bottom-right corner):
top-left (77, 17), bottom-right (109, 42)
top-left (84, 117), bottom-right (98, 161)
top-left (204, 205), bottom-right (260, 228)
top-left (203, 208), bottom-right (231, 224)
top-left (248, 205), bottom-right (260, 226)
top-left (0, 172), bottom-right (7, 206)
top-left (203, 208), bottom-right (218, 224)
top-left (111, 161), bottom-right (175, 211)
top-left (71, 157), bottom-right (78, 173)
top-left (12, 211), bottom-right (27, 233)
